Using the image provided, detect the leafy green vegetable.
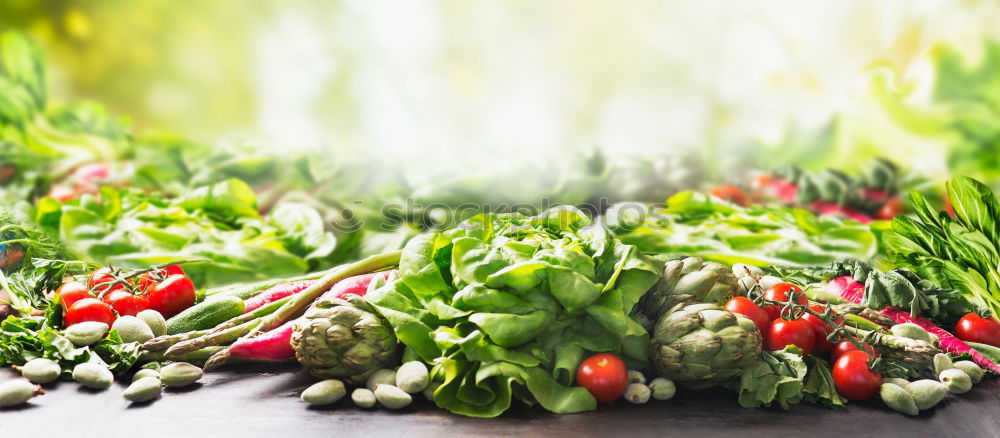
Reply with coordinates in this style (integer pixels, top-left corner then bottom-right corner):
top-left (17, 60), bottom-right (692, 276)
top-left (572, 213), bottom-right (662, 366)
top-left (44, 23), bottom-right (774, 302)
top-left (366, 207), bottom-right (662, 416)
top-left (0, 315), bottom-right (140, 377)
top-left (609, 191), bottom-right (877, 267)
top-left (728, 348), bottom-right (808, 409)
top-left (884, 177), bottom-right (1000, 317)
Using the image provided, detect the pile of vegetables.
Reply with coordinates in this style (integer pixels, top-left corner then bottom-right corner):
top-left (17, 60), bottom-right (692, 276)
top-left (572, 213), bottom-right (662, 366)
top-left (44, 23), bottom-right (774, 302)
top-left (3, 30), bottom-right (1000, 419)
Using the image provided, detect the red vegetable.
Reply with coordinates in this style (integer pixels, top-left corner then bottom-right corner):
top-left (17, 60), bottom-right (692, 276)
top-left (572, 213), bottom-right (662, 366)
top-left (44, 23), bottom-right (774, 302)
top-left (64, 298), bottom-right (115, 327)
top-left (327, 271), bottom-right (396, 300)
top-left (104, 291), bottom-right (150, 317)
top-left (830, 340), bottom-right (876, 364)
top-left (802, 305), bottom-right (839, 353)
top-left (766, 318), bottom-right (815, 355)
top-left (88, 267), bottom-right (123, 296)
top-left (709, 185), bottom-right (747, 206)
top-left (227, 320), bottom-right (297, 361)
top-left (576, 353), bottom-right (629, 403)
top-left (762, 283), bottom-right (807, 320)
top-left (147, 274), bottom-right (196, 318)
top-left (955, 313), bottom-right (1000, 347)
top-left (725, 296), bottom-right (770, 334)
top-left (57, 281), bottom-right (91, 311)
top-left (242, 280), bottom-right (317, 314)
top-left (137, 265), bottom-right (186, 293)
top-left (832, 350), bottom-right (881, 400)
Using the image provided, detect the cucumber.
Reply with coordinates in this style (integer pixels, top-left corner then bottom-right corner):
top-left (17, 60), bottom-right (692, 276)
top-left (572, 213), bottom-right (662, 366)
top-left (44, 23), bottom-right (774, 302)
top-left (166, 296), bottom-right (245, 335)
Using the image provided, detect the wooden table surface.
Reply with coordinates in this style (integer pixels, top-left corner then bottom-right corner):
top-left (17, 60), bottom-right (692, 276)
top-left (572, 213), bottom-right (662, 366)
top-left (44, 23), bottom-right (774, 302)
top-left (3, 364), bottom-right (999, 438)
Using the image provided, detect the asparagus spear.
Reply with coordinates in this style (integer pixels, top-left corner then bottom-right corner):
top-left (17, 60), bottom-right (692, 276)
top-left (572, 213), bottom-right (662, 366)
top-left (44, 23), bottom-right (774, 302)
top-left (164, 318), bottom-right (263, 357)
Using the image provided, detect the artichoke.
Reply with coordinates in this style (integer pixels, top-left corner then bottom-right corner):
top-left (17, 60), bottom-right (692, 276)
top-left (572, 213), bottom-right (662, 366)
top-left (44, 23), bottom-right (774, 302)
top-left (649, 303), bottom-right (762, 388)
top-left (636, 257), bottom-right (740, 329)
top-left (291, 294), bottom-right (399, 384)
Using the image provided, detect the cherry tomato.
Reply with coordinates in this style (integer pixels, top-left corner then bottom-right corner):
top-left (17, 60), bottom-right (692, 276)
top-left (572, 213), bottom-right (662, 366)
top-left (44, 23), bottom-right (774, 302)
top-left (830, 340), bottom-right (876, 364)
top-left (147, 274), bottom-right (196, 318)
top-left (88, 267), bottom-right (126, 296)
top-left (876, 198), bottom-right (904, 221)
top-left (833, 350), bottom-right (881, 400)
top-left (137, 265), bottom-right (186, 293)
top-left (576, 353), bottom-right (629, 403)
top-left (107, 292), bottom-right (150, 317)
top-left (57, 281), bottom-right (91, 311)
top-left (709, 185), bottom-right (747, 206)
top-left (725, 296), bottom-right (770, 334)
top-left (955, 313), bottom-right (1000, 347)
top-left (801, 305), bottom-right (840, 354)
top-left (102, 289), bottom-right (131, 305)
top-left (64, 298), bottom-right (115, 327)
top-left (766, 318), bottom-right (816, 355)
top-left (762, 283), bottom-right (808, 320)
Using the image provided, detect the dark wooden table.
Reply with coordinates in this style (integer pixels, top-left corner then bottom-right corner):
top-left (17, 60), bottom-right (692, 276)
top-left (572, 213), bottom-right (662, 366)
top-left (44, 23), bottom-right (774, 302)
top-left (3, 364), bottom-right (998, 438)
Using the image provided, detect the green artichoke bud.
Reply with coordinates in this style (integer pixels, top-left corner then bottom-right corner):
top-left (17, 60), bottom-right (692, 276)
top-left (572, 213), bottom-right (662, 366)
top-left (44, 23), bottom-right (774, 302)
top-left (291, 294), bottom-right (399, 384)
top-left (649, 303), bottom-right (762, 389)
top-left (636, 257), bottom-right (740, 329)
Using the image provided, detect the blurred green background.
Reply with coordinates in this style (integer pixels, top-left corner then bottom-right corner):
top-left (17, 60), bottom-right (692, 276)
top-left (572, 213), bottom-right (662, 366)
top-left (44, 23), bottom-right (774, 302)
top-left (3, 0), bottom-right (1000, 183)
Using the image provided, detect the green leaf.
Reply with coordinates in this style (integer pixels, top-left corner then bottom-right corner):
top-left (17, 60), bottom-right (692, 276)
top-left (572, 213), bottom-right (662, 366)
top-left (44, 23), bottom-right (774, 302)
top-left (468, 311), bottom-right (552, 347)
top-left (946, 176), bottom-right (1000, 245)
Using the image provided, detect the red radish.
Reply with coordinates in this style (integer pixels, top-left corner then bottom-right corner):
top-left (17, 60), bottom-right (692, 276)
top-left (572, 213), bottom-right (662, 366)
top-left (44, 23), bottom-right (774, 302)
top-left (327, 270), bottom-right (396, 299)
top-left (224, 271), bottom-right (396, 361)
top-left (242, 280), bottom-right (317, 314)
top-left (228, 320), bottom-right (297, 361)
top-left (826, 275), bottom-right (1000, 373)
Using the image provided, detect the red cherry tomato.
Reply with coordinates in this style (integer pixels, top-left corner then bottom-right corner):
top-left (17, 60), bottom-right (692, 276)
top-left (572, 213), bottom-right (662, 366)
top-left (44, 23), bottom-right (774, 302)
top-left (576, 353), bottom-right (629, 403)
top-left (147, 274), bottom-right (196, 318)
top-left (830, 340), bottom-right (876, 364)
top-left (955, 313), bottom-right (1000, 347)
top-left (102, 289), bottom-right (131, 305)
top-left (876, 198), bottom-right (904, 221)
top-left (709, 185), bottom-right (747, 206)
top-left (801, 305), bottom-right (840, 354)
top-left (725, 296), bottom-right (770, 334)
top-left (833, 350), bottom-right (881, 400)
top-left (57, 281), bottom-right (91, 311)
top-left (137, 265), bottom-right (186, 293)
top-left (766, 318), bottom-right (816, 355)
top-left (762, 283), bottom-right (808, 320)
top-left (88, 267), bottom-right (126, 296)
top-left (64, 298), bottom-right (115, 327)
top-left (107, 293), bottom-right (150, 317)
